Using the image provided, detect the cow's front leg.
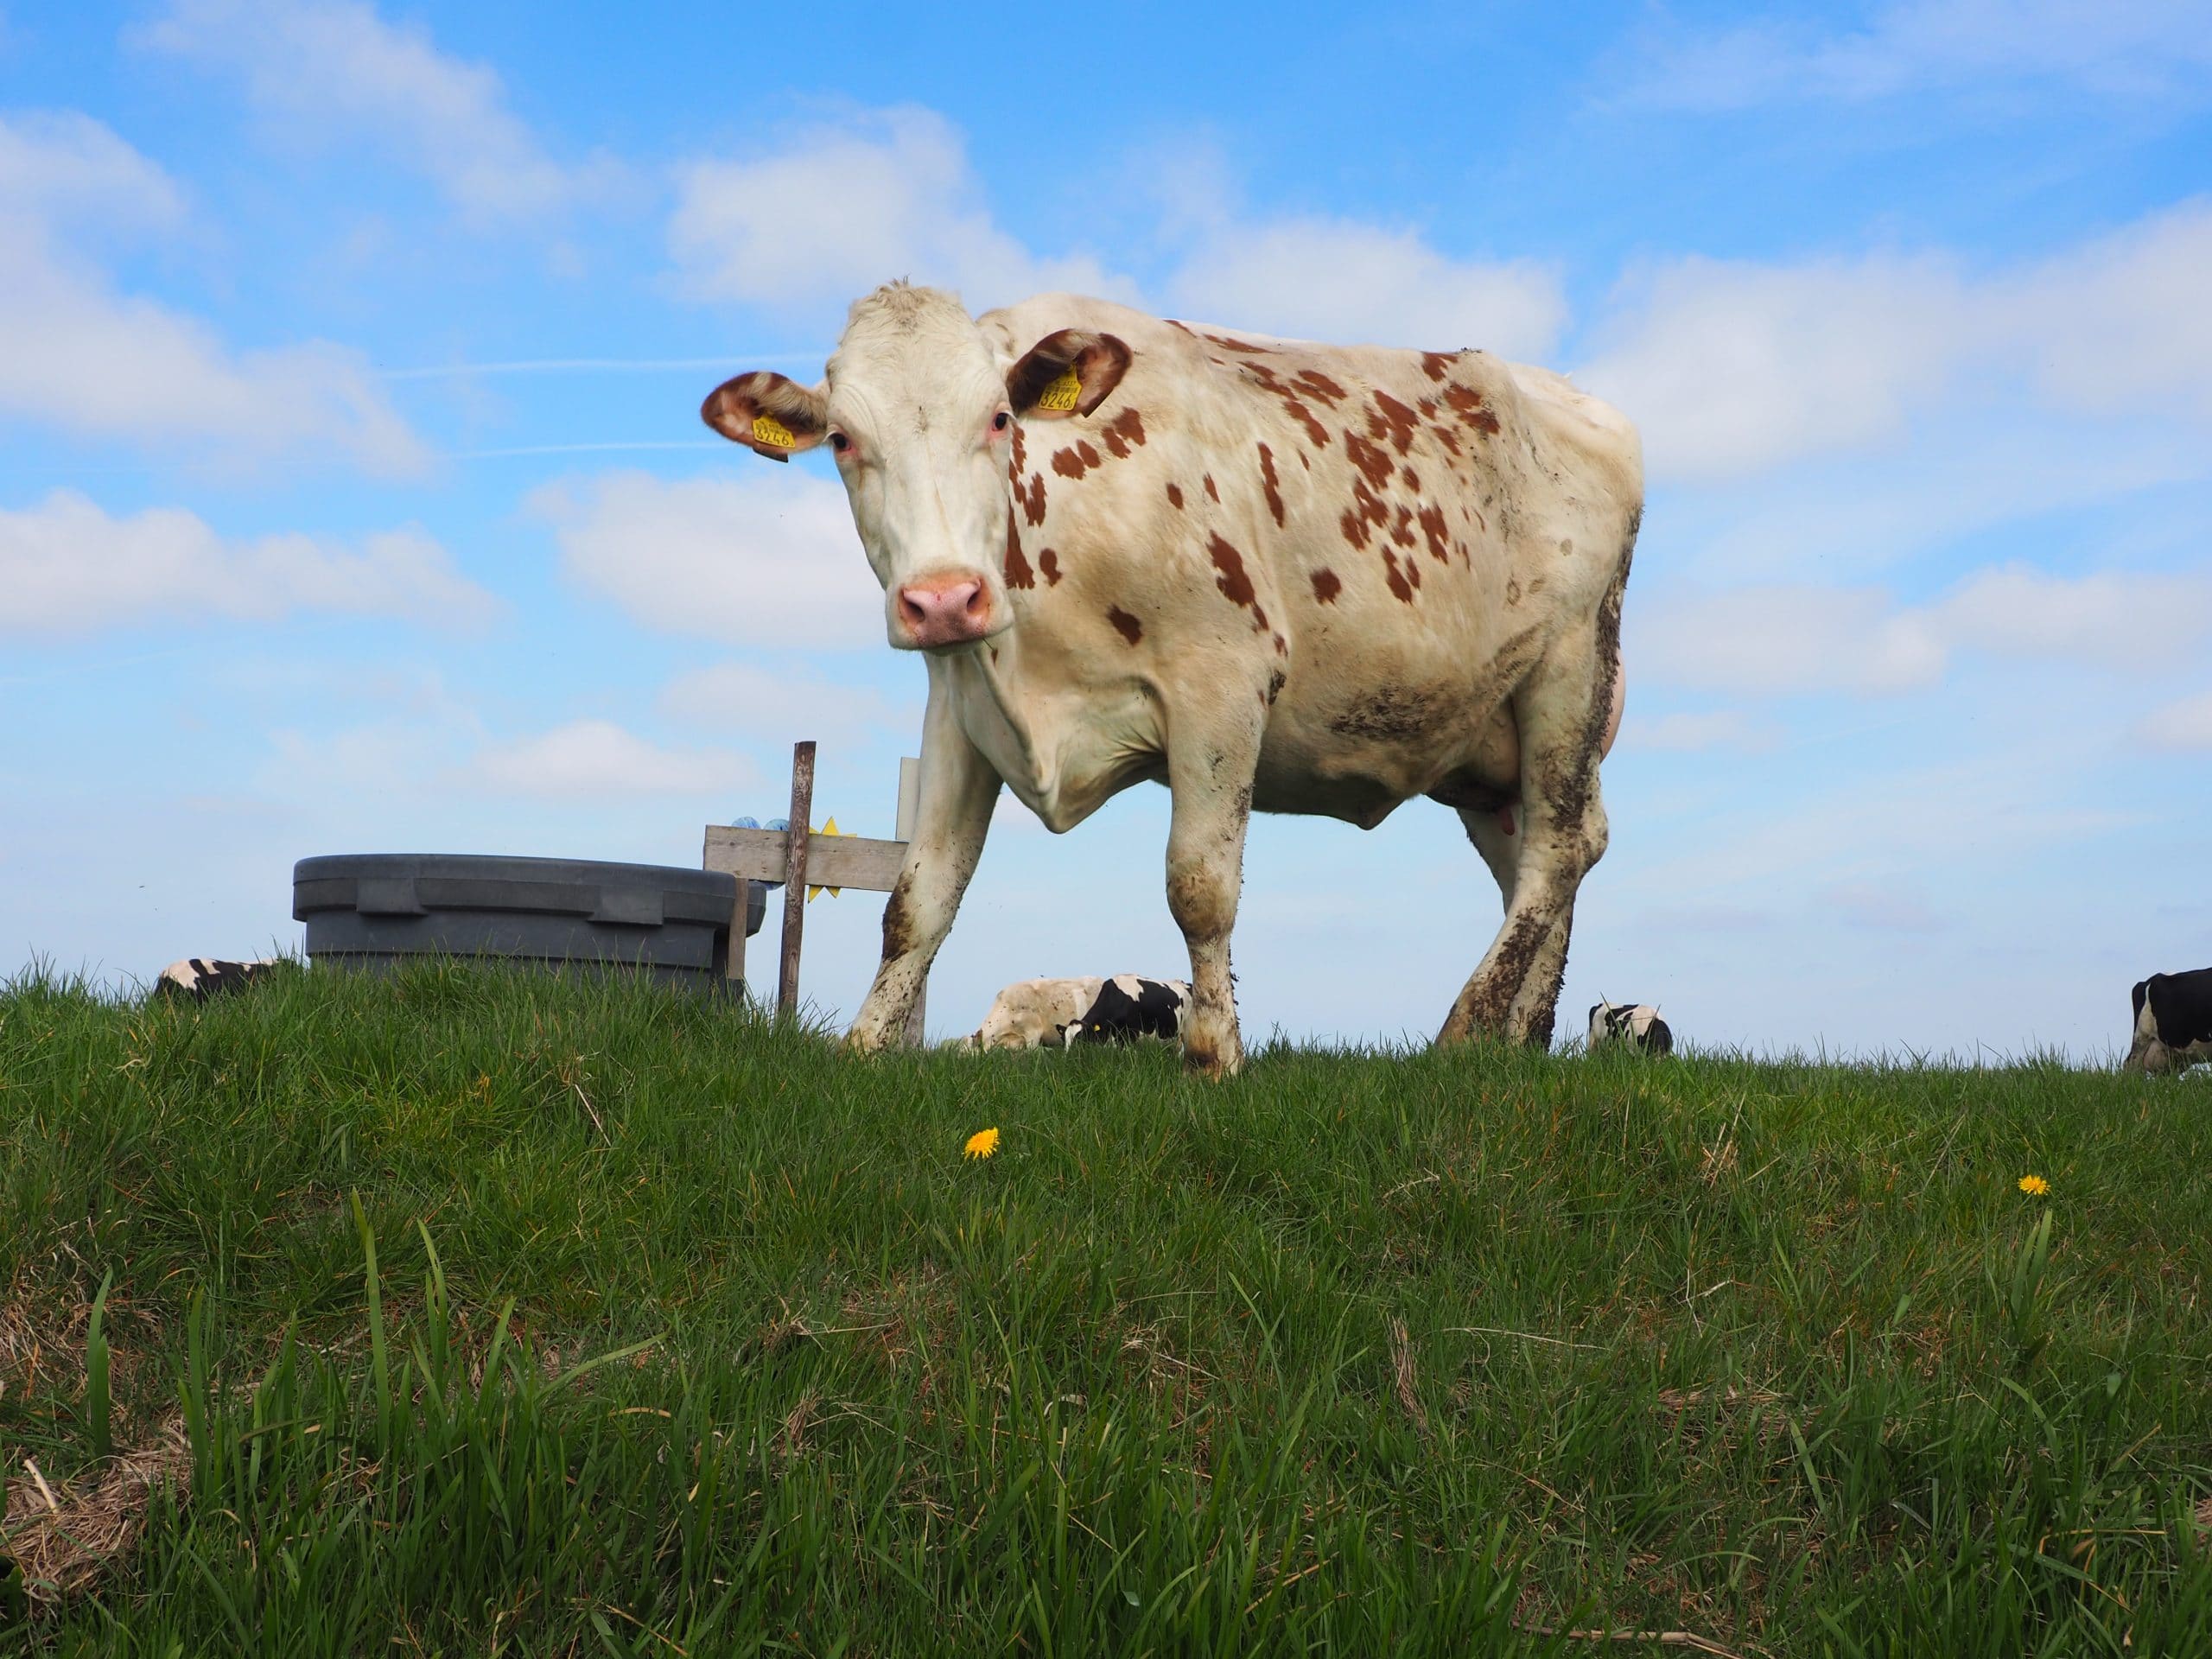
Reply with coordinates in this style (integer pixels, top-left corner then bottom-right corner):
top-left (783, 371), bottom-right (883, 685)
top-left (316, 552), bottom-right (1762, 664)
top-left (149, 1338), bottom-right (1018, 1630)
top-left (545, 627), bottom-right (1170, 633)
top-left (1165, 728), bottom-right (1258, 1078)
top-left (846, 694), bottom-right (1000, 1053)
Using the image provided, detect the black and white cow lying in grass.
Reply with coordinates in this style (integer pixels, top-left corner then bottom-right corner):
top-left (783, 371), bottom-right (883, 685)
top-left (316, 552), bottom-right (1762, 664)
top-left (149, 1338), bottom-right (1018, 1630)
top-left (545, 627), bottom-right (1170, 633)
top-left (1588, 1000), bottom-right (1673, 1055)
top-left (2127, 968), bottom-right (2212, 1075)
top-left (963, 976), bottom-right (1192, 1051)
top-left (152, 957), bottom-right (289, 1003)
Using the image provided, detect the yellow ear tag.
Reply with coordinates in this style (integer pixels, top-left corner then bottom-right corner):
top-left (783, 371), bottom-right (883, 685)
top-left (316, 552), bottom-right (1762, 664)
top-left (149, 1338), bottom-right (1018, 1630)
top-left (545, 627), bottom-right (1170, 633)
top-left (1037, 368), bottom-right (1083, 412)
top-left (750, 413), bottom-right (796, 448)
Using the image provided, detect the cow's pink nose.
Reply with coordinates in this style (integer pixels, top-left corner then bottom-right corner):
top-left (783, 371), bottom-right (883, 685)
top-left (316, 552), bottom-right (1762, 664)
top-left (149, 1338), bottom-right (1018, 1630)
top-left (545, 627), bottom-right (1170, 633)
top-left (897, 576), bottom-right (992, 646)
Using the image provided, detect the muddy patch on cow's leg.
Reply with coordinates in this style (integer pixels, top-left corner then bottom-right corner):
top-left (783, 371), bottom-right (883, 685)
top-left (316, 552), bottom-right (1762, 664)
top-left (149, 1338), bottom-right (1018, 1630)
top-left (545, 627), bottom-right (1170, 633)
top-left (1438, 908), bottom-right (1549, 1045)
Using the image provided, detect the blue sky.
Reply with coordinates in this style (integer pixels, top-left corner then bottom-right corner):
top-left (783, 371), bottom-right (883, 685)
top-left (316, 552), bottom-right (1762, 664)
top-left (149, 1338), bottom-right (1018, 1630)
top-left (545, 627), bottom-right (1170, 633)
top-left (3, 0), bottom-right (2208, 1058)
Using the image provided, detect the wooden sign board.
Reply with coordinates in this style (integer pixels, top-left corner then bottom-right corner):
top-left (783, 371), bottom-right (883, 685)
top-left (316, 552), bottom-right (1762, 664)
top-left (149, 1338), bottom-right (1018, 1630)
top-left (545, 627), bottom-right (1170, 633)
top-left (701, 745), bottom-right (926, 1044)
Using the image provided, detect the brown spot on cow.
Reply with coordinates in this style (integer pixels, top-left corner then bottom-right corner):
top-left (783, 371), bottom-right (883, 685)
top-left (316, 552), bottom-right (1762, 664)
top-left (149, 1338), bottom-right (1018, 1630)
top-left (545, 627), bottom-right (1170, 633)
top-left (1506, 577), bottom-right (1522, 605)
top-left (1293, 369), bottom-right (1348, 406)
top-left (1205, 333), bottom-right (1270, 354)
top-left (1444, 384), bottom-right (1501, 435)
top-left (1344, 431), bottom-right (1395, 492)
top-left (1399, 465), bottom-right (1421, 493)
top-left (1257, 442), bottom-right (1284, 526)
top-left (1339, 476), bottom-right (1389, 550)
top-left (1272, 632), bottom-right (1287, 657)
top-left (1015, 471), bottom-right (1048, 526)
top-left (1165, 480), bottom-right (1185, 510)
top-left (1052, 441), bottom-right (1103, 480)
top-left (1003, 518), bottom-right (1034, 589)
top-left (1382, 549), bottom-right (1414, 604)
top-left (1107, 606), bottom-right (1143, 645)
top-left (1038, 548), bottom-right (1062, 586)
top-left (1009, 422), bottom-right (1027, 474)
top-left (1389, 505), bottom-right (1417, 550)
top-left (1100, 406), bottom-right (1147, 459)
top-left (1310, 568), bottom-right (1342, 604)
top-left (1420, 351), bottom-right (1457, 383)
top-left (1203, 474), bottom-right (1220, 502)
top-left (1429, 423), bottom-right (1462, 457)
top-left (1285, 397), bottom-right (1331, 448)
top-left (1370, 391), bottom-right (1420, 456)
top-left (1266, 666), bottom-right (1287, 703)
top-left (1417, 503), bottom-right (1450, 563)
top-left (1208, 533), bottom-right (1268, 632)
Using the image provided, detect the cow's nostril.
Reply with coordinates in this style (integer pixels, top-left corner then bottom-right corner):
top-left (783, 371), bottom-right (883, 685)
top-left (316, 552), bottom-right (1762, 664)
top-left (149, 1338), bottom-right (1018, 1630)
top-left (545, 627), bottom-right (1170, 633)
top-left (963, 586), bottom-right (987, 616)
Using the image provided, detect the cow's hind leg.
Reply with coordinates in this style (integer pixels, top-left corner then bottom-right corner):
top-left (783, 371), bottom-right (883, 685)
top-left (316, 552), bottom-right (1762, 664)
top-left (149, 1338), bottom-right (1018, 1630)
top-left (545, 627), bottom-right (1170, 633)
top-left (1459, 804), bottom-right (1521, 913)
top-left (1164, 720), bottom-right (1260, 1079)
top-left (1438, 623), bottom-right (1619, 1049)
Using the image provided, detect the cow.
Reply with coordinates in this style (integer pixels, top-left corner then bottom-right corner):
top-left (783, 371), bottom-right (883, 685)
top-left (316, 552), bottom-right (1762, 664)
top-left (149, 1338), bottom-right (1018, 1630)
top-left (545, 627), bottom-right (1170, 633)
top-left (2127, 968), bottom-right (2212, 1075)
top-left (1588, 1000), bottom-right (1674, 1055)
top-left (151, 957), bottom-right (289, 1003)
top-left (702, 283), bottom-right (1640, 1075)
top-left (963, 975), bottom-right (1192, 1050)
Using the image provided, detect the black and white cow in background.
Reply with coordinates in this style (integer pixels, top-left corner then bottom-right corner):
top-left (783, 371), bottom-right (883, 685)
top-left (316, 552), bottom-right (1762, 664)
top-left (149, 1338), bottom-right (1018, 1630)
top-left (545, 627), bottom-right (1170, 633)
top-left (152, 957), bottom-right (289, 1003)
top-left (964, 975), bottom-right (1192, 1050)
top-left (1588, 1000), bottom-right (1673, 1055)
top-left (2128, 968), bottom-right (2212, 1075)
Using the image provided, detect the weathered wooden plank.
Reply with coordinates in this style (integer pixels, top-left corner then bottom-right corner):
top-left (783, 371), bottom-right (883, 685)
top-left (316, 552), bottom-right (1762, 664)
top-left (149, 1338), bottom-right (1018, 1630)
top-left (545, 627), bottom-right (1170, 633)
top-left (778, 742), bottom-right (816, 1016)
top-left (702, 826), bottom-right (908, 892)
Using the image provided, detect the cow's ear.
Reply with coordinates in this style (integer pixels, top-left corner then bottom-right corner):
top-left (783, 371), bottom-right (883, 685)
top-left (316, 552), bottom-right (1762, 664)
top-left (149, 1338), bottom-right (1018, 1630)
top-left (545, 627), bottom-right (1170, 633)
top-left (1007, 329), bottom-right (1132, 420)
top-left (702, 372), bottom-right (829, 462)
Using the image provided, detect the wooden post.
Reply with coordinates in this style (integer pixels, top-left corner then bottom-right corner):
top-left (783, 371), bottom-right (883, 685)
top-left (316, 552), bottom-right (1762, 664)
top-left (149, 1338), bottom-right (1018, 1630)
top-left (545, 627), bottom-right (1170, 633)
top-left (778, 741), bottom-right (817, 1017)
top-left (896, 754), bottom-right (925, 1047)
top-left (725, 877), bottom-right (748, 998)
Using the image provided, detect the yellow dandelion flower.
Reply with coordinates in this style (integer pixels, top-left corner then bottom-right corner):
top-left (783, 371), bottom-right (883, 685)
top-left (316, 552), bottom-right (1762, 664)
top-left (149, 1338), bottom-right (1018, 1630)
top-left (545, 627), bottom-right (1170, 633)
top-left (963, 1127), bottom-right (1001, 1160)
top-left (2018, 1174), bottom-right (2050, 1197)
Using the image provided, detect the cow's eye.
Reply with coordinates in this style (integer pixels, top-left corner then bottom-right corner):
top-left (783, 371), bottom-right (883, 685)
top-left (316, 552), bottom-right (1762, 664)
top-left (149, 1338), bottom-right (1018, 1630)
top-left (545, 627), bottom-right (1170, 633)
top-left (991, 411), bottom-right (1012, 433)
top-left (828, 430), bottom-right (851, 454)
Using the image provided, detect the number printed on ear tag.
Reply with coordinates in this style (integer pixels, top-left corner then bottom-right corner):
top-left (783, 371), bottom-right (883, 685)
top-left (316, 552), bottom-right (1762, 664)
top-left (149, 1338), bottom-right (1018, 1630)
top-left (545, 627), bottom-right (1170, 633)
top-left (751, 413), bottom-right (795, 448)
top-left (1038, 369), bottom-right (1082, 412)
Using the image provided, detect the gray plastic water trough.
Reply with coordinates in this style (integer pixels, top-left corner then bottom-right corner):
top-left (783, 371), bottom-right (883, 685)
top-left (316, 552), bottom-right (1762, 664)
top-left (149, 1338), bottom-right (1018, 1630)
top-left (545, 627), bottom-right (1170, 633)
top-left (292, 854), bottom-right (765, 990)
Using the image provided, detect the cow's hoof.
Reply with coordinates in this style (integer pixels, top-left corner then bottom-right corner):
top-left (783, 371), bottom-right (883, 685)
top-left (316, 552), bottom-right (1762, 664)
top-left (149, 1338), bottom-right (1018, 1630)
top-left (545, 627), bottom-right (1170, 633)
top-left (1180, 1039), bottom-right (1243, 1080)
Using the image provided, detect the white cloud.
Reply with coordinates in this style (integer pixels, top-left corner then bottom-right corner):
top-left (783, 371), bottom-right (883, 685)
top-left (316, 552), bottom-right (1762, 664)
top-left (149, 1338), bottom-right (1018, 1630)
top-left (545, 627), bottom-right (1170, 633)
top-left (1579, 253), bottom-right (1963, 479)
top-left (671, 107), bottom-right (1128, 315)
top-left (666, 105), bottom-right (1563, 360)
top-left (131, 0), bottom-right (614, 226)
top-left (1633, 583), bottom-right (1948, 694)
top-left (530, 469), bottom-right (883, 649)
top-left (658, 660), bottom-right (920, 748)
top-left (1579, 199), bottom-right (2212, 481)
top-left (1622, 709), bottom-right (1780, 753)
top-left (0, 111), bottom-right (423, 470)
top-left (0, 489), bottom-right (496, 635)
top-left (1938, 563), bottom-right (2212, 667)
top-left (470, 719), bottom-right (753, 798)
top-left (2013, 200), bottom-right (2212, 418)
top-left (1633, 563), bottom-right (2212, 695)
top-left (1166, 218), bottom-right (1566, 359)
top-left (1615, 0), bottom-right (2212, 111)
top-left (2138, 690), bottom-right (2212, 750)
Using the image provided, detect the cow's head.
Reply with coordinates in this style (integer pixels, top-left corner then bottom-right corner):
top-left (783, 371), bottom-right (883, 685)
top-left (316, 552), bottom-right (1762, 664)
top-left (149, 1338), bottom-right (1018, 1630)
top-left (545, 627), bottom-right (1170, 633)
top-left (702, 283), bottom-right (1131, 652)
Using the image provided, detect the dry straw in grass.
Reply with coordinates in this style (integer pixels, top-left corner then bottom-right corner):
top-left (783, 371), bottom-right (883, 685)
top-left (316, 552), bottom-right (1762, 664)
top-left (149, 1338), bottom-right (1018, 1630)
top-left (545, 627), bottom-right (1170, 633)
top-left (2, 1421), bottom-right (190, 1607)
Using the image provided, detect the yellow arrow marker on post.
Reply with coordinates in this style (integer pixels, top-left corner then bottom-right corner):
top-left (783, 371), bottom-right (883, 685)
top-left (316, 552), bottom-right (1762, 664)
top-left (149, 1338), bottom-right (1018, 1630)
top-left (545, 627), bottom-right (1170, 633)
top-left (807, 817), bottom-right (849, 900)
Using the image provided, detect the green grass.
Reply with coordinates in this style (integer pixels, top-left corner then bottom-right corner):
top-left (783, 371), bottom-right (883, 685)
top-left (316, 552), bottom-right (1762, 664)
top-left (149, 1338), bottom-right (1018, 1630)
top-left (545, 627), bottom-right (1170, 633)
top-left (3, 958), bottom-right (2209, 1656)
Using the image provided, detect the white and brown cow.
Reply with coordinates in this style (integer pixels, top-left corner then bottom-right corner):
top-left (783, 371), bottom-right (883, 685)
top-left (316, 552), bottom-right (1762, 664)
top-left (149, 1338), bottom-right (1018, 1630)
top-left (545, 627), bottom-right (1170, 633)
top-left (703, 285), bottom-right (1640, 1074)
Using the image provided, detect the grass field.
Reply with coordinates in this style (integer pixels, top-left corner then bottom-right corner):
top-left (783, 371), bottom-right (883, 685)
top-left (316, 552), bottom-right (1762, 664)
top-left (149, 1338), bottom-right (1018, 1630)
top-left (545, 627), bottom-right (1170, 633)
top-left (3, 960), bottom-right (2209, 1656)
